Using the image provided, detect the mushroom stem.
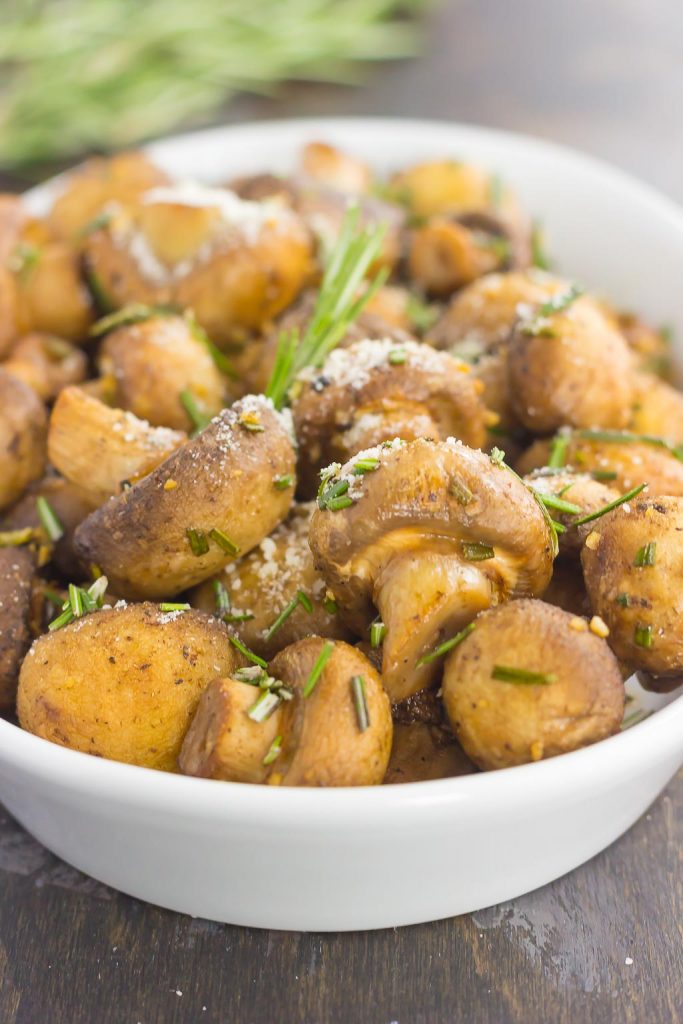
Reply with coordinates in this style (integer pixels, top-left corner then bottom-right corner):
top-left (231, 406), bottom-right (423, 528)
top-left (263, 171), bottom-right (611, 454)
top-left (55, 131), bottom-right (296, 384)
top-left (375, 551), bottom-right (496, 699)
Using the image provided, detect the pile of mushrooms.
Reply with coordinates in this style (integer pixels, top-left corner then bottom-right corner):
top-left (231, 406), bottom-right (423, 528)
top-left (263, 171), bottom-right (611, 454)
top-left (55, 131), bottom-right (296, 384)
top-left (0, 138), bottom-right (678, 789)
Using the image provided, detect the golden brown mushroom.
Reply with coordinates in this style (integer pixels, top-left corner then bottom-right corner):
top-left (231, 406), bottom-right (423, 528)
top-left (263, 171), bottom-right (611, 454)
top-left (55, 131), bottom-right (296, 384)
top-left (291, 338), bottom-right (490, 496)
top-left (517, 430), bottom-right (683, 496)
top-left (0, 369), bottom-right (48, 511)
top-left (384, 686), bottom-right (475, 783)
top-left (0, 547), bottom-right (35, 711)
top-left (47, 151), bottom-right (170, 241)
top-left (74, 395), bottom-right (296, 599)
top-left (97, 311), bottom-right (231, 430)
top-left (299, 141), bottom-right (373, 194)
top-left (190, 503), bottom-right (352, 660)
top-left (580, 495), bottom-right (683, 682)
top-left (83, 183), bottom-right (314, 345)
top-left (309, 438), bottom-right (555, 700)
top-left (524, 469), bottom-right (620, 555)
top-left (48, 386), bottom-right (187, 507)
top-left (628, 372), bottom-right (683, 443)
top-left (12, 241), bottom-right (95, 341)
top-left (442, 599), bottom-right (625, 770)
top-left (17, 603), bottom-right (239, 771)
top-left (4, 333), bottom-right (87, 401)
top-left (507, 290), bottom-right (635, 433)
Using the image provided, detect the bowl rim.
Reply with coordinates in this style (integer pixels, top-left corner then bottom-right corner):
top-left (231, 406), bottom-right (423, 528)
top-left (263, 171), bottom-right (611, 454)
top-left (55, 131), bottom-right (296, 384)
top-left (10, 115), bottom-right (683, 819)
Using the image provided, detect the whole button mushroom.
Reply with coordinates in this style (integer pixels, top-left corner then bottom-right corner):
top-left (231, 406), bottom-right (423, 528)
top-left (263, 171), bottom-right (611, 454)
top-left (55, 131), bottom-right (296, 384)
top-left (507, 287), bottom-right (635, 433)
top-left (74, 395), bottom-right (296, 599)
top-left (309, 438), bottom-right (555, 701)
top-left (4, 333), bottom-right (87, 402)
top-left (581, 495), bottom-right (683, 682)
top-left (291, 338), bottom-right (490, 497)
top-left (442, 599), bottom-right (625, 771)
top-left (0, 547), bottom-right (35, 711)
top-left (179, 638), bottom-right (392, 787)
top-left (83, 183), bottom-right (314, 345)
top-left (517, 430), bottom-right (683, 496)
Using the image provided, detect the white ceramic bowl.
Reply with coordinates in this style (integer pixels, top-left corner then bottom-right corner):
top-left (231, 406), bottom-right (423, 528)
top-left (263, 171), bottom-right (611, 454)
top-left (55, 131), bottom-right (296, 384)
top-left (2, 118), bottom-right (683, 931)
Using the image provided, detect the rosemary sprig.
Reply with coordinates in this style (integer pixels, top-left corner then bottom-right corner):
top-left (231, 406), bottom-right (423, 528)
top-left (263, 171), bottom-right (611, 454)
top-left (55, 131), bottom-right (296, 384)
top-left (266, 206), bottom-right (388, 409)
top-left (537, 492), bottom-right (582, 516)
top-left (89, 303), bottom-right (178, 338)
top-left (491, 665), bottom-right (556, 685)
top-left (571, 483), bottom-right (646, 527)
top-left (351, 675), bottom-right (370, 731)
top-left (417, 621), bottom-right (475, 667)
top-left (36, 497), bottom-right (64, 542)
top-left (263, 590), bottom-right (312, 643)
top-left (48, 575), bottom-right (108, 631)
top-left (228, 635), bottom-right (268, 669)
top-left (179, 390), bottom-right (211, 434)
top-left (303, 641), bottom-right (335, 698)
top-left (573, 429), bottom-right (683, 462)
top-left (521, 284), bottom-right (584, 336)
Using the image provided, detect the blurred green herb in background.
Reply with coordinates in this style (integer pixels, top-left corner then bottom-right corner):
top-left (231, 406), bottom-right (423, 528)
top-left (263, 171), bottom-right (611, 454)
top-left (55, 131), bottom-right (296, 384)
top-left (0, 0), bottom-right (431, 169)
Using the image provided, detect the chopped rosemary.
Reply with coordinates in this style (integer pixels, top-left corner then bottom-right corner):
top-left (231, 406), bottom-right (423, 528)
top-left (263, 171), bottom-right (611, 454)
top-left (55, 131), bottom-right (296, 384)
top-left (318, 478), bottom-right (354, 512)
top-left (273, 474), bottom-right (293, 491)
top-left (36, 496), bottom-right (64, 542)
top-left (634, 540), bottom-right (657, 567)
top-left (159, 602), bottom-right (190, 612)
top-left (89, 302), bottom-right (177, 338)
top-left (263, 735), bottom-right (283, 765)
top-left (370, 620), bottom-right (386, 648)
top-left (238, 410), bottom-right (265, 432)
top-left (571, 483), bottom-right (646, 527)
top-left (406, 294), bottom-right (439, 334)
top-left (574, 429), bottom-right (683, 462)
top-left (388, 348), bottom-right (407, 365)
top-left (187, 317), bottom-right (238, 379)
top-left (263, 590), bottom-right (312, 642)
top-left (186, 528), bottom-right (209, 557)
top-left (531, 220), bottom-right (551, 270)
top-left (449, 477), bottom-right (474, 505)
top-left (491, 665), bottom-right (556, 685)
top-left (213, 580), bottom-right (231, 615)
top-left (351, 675), bottom-right (370, 731)
top-left (616, 593), bottom-right (632, 607)
top-left (489, 446), bottom-right (506, 467)
top-left (0, 527), bottom-right (37, 547)
top-left (323, 595), bottom-right (339, 615)
top-left (303, 641), bottom-right (335, 698)
top-left (224, 611), bottom-right (255, 624)
top-left (634, 624), bottom-right (653, 649)
top-left (461, 541), bottom-right (495, 561)
top-left (547, 432), bottom-right (570, 468)
top-left (8, 242), bottom-right (40, 279)
top-left (521, 284), bottom-right (584, 335)
top-left (228, 635), bottom-right (268, 669)
top-left (591, 469), bottom-right (618, 481)
top-left (248, 690), bottom-right (282, 723)
top-left (209, 528), bottom-right (241, 557)
top-left (352, 457), bottom-right (380, 475)
top-left (179, 389), bottom-right (211, 434)
top-left (48, 575), bottom-right (108, 631)
top-left (417, 621), bottom-right (476, 667)
top-left (265, 206), bottom-right (388, 409)
top-left (538, 492), bottom-right (582, 516)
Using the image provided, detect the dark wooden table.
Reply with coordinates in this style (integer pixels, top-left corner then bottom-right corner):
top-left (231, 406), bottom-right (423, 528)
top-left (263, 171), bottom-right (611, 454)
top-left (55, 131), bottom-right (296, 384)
top-left (1, 2), bottom-right (682, 1021)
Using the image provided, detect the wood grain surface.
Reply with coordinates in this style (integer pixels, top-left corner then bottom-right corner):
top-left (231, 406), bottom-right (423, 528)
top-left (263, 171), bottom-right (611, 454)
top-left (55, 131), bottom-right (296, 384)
top-left (1, 1), bottom-right (682, 1021)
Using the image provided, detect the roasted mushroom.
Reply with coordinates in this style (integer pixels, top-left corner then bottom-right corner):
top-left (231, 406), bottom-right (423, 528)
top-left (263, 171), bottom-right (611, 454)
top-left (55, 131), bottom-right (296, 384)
top-left (628, 372), bottom-right (683, 443)
top-left (299, 141), bottom-right (373, 194)
top-left (408, 214), bottom-right (523, 297)
top-left (74, 396), bottom-right (296, 598)
top-left (442, 599), bottom-right (625, 770)
top-left (97, 311), bottom-right (231, 430)
top-left (83, 183), bottom-right (314, 345)
top-left (0, 547), bottom-right (35, 711)
top-left (17, 603), bottom-right (239, 771)
top-left (580, 495), bottom-right (683, 682)
top-left (11, 241), bottom-right (95, 341)
top-left (517, 430), bottom-right (683, 496)
top-left (4, 333), bottom-right (87, 401)
top-left (291, 338), bottom-right (490, 496)
top-left (48, 387), bottom-right (186, 507)
top-left (47, 151), bottom-right (170, 240)
top-left (309, 438), bottom-right (555, 700)
top-left (507, 289), bottom-right (635, 432)
top-left (190, 503), bottom-right (352, 660)
top-left (0, 369), bottom-right (48, 511)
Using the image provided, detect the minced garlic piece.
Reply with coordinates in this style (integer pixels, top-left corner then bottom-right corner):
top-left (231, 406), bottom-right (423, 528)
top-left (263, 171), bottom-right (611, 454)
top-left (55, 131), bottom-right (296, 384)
top-left (569, 616), bottom-right (588, 632)
top-left (530, 741), bottom-right (544, 762)
top-left (585, 531), bottom-right (601, 550)
top-left (164, 478), bottom-right (178, 491)
top-left (590, 615), bottom-right (610, 638)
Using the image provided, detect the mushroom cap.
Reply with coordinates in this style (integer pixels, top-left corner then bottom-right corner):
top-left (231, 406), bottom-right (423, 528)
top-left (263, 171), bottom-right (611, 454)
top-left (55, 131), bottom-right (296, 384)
top-left (178, 674), bottom-right (281, 783)
top-left (387, 160), bottom-right (524, 225)
top-left (268, 637), bottom-right (392, 787)
top-left (442, 599), bottom-right (625, 771)
top-left (292, 338), bottom-right (489, 496)
top-left (581, 495), bottom-right (683, 677)
top-left (309, 438), bottom-right (555, 699)
top-left (508, 294), bottom-right (635, 432)
top-left (190, 503), bottom-right (353, 660)
top-left (17, 603), bottom-right (240, 772)
top-left (83, 185), bottom-right (314, 343)
top-left (524, 469), bottom-right (620, 555)
top-left (384, 722), bottom-right (476, 784)
top-left (0, 547), bottom-right (34, 711)
top-left (516, 432), bottom-right (683, 495)
top-left (407, 217), bottom-right (507, 297)
top-left (4, 332), bottom-right (87, 402)
top-left (0, 369), bottom-right (47, 511)
top-left (427, 269), bottom-right (569, 354)
top-left (617, 312), bottom-right (672, 378)
top-left (99, 314), bottom-right (230, 430)
top-left (74, 395), bottom-right (296, 599)
top-left (629, 372), bottom-right (683, 444)
top-left (13, 242), bottom-right (95, 341)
